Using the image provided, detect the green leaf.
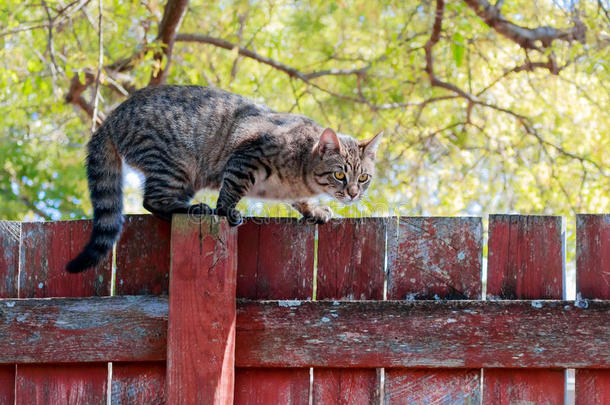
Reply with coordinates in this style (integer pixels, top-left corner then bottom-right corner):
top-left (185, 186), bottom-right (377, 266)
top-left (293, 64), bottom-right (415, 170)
top-left (451, 32), bottom-right (465, 67)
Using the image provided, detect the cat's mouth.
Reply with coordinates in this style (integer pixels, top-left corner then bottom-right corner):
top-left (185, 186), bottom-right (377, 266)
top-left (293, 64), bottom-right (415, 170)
top-left (334, 192), bottom-right (360, 204)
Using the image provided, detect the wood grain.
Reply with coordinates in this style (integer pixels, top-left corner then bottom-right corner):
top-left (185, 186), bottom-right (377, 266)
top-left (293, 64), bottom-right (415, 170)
top-left (576, 369), bottom-right (610, 405)
top-left (314, 218), bottom-right (386, 404)
top-left (167, 215), bottom-right (237, 404)
top-left (484, 215), bottom-right (565, 404)
top-left (384, 369), bottom-right (480, 404)
top-left (1, 297), bottom-right (609, 368)
top-left (387, 217), bottom-right (482, 300)
top-left (386, 216), bottom-right (482, 404)
top-left (111, 362), bottom-right (166, 405)
top-left (115, 214), bottom-right (171, 296)
top-left (487, 215), bottom-right (563, 299)
top-left (0, 221), bottom-right (19, 404)
top-left (16, 220), bottom-right (111, 404)
top-left (0, 295), bottom-right (167, 363)
top-left (234, 368), bottom-right (311, 405)
top-left (235, 300), bottom-right (610, 368)
top-left (19, 220), bottom-right (112, 298)
top-left (15, 364), bottom-right (108, 405)
top-left (316, 218), bottom-right (385, 300)
top-left (235, 217), bottom-right (314, 405)
top-left (237, 217), bottom-right (315, 299)
top-left (113, 214), bottom-right (169, 404)
top-left (0, 221), bottom-right (20, 298)
top-left (576, 214), bottom-right (610, 405)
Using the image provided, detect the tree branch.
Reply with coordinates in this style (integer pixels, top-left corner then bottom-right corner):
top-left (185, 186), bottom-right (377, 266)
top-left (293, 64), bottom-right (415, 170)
top-left (462, 0), bottom-right (586, 50)
top-left (149, 0), bottom-right (190, 85)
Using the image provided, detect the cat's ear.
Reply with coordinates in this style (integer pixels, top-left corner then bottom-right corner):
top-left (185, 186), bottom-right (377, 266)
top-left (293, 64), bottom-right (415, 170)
top-left (317, 128), bottom-right (341, 156)
top-left (359, 130), bottom-right (384, 159)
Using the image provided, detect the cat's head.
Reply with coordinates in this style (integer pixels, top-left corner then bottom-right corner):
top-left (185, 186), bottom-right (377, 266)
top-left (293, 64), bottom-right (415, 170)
top-left (312, 128), bottom-right (383, 204)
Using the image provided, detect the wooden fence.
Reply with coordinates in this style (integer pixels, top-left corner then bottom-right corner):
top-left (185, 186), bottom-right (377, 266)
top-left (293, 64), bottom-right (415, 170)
top-left (0, 214), bottom-right (609, 404)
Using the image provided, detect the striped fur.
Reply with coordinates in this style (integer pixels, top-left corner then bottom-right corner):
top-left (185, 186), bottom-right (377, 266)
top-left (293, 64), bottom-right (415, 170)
top-left (66, 85), bottom-right (382, 273)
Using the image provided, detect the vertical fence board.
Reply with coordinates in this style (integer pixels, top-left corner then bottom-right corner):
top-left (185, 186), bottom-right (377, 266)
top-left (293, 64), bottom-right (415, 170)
top-left (167, 216), bottom-right (237, 405)
top-left (0, 221), bottom-right (19, 404)
top-left (113, 215), bottom-right (169, 404)
top-left (16, 221), bottom-right (111, 404)
top-left (111, 363), bottom-right (166, 405)
top-left (16, 364), bottom-right (108, 405)
top-left (385, 217), bottom-right (482, 404)
top-left (387, 217), bottom-right (482, 300)
top-left (235, 218), bottom-right (314, 405)
top-left (115, 215), bottom-right (171, 296)
top-left (313, 218), bottom-right (386, 404)
top-left (18, 221), bottom-right (111, 298)
top-left (576, 214), bottom-right (610, 405)
top-left (484, 215), bottom-right (564, 404)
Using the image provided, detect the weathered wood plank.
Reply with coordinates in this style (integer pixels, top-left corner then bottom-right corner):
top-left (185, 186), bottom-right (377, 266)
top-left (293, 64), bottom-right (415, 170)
top-left (384, 369), bottom-right (480, 404)
top-left (19, 221), bottom-right (112, 298)
top-left (0, 295), bottom-right (167, 363)
top-left (16, 220), bottom-right (112, 404)
top-left (0, 221), bottom-right (20, 298)
top-left (576, 214), bottom-right (610, 405)
top-left (234, 368), bottom-right (310, 405)
top-left (167, 215), bottom-right (237, 405)
top-left (317, 218), bottom-right (385, 300)
top-left (235, 300), bottom-right (610, 369)
top-left (235, 217), bottom-right (314, 405)
top-left (483, 369), bottom-right (565, 405)
top-left (1, 298), bottom-right (609, 368)
top-left (314, 218), bottom-right (385, 404)
top-left (314, 368), bottom-right (379, 404)
top-left (116, 214), bottom-right (171, 296)
top-left (487, 215), bottom-right (563, 300)
top-left (0, 221), bottom-right (19, 404)
top-left (485, 215), bottom-right (565, 404)
top-left (576, 214), bottom-right (609, 299)
top-left (386, 216), bottom-right (482, 403)
top-left (237, 217), bottom-right (315, 299)
top-left (387, 217), bottom-right (482, 300)
top-left (576, 369), bottom-right (610, 405)
top-left (114, 214), bottom-right (168, 404)
top-left (111, 362), bottom-right (166, 405)
top-left (15, 364), bottom-right (108, 405)
top-left (0, 365), bottom-right (15, 405)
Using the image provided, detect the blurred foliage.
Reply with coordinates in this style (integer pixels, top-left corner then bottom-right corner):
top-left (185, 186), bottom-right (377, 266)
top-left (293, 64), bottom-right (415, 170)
top-left (0, 0), bottom-right (608, 226)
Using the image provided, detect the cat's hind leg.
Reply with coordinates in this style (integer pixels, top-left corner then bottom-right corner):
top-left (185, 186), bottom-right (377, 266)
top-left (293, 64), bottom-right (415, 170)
top-left (142, 177), bottom-right (212, 221)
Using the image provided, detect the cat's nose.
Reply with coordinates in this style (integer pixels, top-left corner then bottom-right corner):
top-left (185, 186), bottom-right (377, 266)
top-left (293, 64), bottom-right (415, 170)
top-left (347, 186), bottom-right (358, 199)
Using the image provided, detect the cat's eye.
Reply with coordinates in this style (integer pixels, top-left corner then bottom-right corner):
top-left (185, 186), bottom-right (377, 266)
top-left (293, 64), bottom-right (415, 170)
top-left (358, 174), bottom-right (369, 182)
top-left (334, 171), bottom-right (345, 180)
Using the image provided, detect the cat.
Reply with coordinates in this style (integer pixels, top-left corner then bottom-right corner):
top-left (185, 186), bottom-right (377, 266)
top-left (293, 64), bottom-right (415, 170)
top-left (66, 85), bottom-right (382, 273)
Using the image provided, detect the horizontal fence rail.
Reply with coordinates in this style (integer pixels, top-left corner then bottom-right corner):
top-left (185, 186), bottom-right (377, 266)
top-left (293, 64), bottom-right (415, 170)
top-left (1, 296), bottom-right (609, 369)
top-left (0, 214), bottom-right (609, 404)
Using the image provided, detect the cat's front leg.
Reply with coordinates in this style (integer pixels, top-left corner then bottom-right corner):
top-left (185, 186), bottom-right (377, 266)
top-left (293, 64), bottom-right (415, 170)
top-left (215, 154), bottom-right (258, 226)
top-left (292, 200), bottom-right (333, 224)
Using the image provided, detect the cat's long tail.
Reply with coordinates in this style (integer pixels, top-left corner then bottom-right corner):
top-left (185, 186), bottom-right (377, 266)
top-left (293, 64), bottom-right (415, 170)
top-left (66, 126), bottom-right (124, 273)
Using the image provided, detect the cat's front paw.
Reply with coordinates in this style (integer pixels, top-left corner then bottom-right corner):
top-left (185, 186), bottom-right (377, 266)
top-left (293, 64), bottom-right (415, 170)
top-left (215, 206), bottom-right (243, 227)
top-left (303, 206), bottom-right (333, 224)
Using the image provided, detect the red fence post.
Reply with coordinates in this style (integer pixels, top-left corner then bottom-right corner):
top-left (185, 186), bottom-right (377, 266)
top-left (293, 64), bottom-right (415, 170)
top-left (484, 215), bottom-right (565, 404)
top-left (234, 218), bottom-right (315, 405)
top-left (167, 215), bottom-right (237, 404)
top-left (0, 221), bottom-right (20, 404)
top-left (575, 214), bottom-right (610, 405)
top-left (15, 220), bottom-right (112, 404)
top-left (385, 216), bottom-right (483, 404)
top-left (112, 214), bottom-right (171, 404)
top-left (313, 217), bottom-right (387, 404)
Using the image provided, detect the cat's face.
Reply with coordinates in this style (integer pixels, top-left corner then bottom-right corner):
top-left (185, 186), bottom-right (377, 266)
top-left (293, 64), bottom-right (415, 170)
top-left (312, 128), bottom-right (382, 204)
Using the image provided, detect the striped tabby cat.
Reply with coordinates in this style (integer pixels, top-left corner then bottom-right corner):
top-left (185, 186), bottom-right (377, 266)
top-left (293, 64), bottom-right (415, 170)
top-left (66, 85), bottom-right (382, 273)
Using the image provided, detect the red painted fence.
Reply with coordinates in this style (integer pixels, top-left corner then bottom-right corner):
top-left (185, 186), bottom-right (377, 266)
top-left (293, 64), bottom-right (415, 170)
top-left (0, 214), bottom-right (609, 404)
